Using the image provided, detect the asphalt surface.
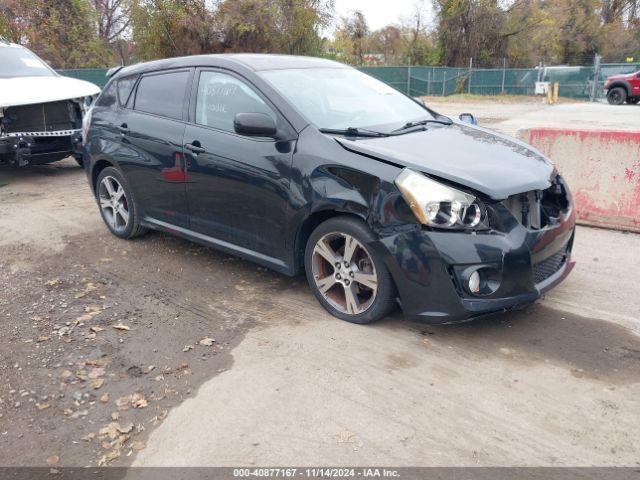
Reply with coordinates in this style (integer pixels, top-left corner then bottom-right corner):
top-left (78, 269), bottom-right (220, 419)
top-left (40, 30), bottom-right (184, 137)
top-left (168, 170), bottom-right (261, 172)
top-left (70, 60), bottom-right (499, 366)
top-left (1, 119), bottom-right (639, 467)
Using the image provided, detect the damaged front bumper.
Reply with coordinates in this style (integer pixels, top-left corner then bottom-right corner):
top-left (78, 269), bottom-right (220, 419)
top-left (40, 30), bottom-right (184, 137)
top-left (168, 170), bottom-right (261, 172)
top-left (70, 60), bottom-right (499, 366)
top-left (0, 129), bottom-right (83, 166)
top-left (373, 199), bottom-right (576, 324)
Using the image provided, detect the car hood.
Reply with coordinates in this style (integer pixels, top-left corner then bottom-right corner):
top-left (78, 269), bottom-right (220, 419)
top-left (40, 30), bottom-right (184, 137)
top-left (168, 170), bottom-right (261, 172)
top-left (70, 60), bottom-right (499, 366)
top-left (606, 73), bottom-right (633, 81)
top-left (335, 122), bottom-right (555, 200)
top-left (0, 75), bottom-right (101, 108)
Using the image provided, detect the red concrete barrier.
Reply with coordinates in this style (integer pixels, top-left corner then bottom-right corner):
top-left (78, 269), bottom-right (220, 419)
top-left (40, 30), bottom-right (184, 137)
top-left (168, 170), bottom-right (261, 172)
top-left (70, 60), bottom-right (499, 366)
top-left (518, 128), bottom-right (640, 233)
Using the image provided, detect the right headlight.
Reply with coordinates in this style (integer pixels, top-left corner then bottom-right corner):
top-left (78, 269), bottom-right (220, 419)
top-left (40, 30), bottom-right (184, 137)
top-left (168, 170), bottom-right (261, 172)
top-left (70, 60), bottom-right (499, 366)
top-left (395, 168), bottom-right (487, 230)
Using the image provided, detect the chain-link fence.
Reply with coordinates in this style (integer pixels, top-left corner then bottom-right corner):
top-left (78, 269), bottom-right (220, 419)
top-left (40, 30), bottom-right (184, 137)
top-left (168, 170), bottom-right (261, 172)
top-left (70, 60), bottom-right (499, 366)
top-left (359, 66), bottom-right (541, 97)
top-left (59, 61), bottom-right (640, 100)
top-left (362, 62), bottom-right (640, 100)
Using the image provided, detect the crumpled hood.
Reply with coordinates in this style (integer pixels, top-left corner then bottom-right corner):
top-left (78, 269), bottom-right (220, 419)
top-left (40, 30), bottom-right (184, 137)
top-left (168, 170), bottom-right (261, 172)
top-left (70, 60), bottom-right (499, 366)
top-left (335, 122), bottom-right (555, 200)
top-left (0, 75), bottom-right (101, 108)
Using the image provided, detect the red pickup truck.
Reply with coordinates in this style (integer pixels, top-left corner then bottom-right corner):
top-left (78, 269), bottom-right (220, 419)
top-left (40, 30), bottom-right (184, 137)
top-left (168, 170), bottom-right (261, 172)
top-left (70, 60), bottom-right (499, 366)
top-left (604, 70), bottom-right (640, 105)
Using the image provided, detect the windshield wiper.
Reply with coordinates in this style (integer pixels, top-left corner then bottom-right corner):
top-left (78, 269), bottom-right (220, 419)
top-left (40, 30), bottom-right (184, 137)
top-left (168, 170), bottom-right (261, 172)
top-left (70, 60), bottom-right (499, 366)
top-left (319, 127), bottom-right (389, 138)
top-left (391, 118), bottom-right (453, 133)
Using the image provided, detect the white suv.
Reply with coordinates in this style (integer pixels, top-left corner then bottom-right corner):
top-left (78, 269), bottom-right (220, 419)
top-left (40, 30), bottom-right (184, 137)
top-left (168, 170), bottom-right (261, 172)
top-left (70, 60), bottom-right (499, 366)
top-left (0, 39), bottom-right (100, 167)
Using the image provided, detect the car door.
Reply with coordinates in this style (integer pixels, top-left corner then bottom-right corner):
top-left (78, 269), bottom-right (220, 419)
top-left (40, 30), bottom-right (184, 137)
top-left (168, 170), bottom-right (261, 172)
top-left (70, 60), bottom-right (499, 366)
top-left (633, 72), bottom-right (640, 97)
top-left (183, 69), bottom-right (295, 261)
top-left (118, 69), bottom-right (192, 228)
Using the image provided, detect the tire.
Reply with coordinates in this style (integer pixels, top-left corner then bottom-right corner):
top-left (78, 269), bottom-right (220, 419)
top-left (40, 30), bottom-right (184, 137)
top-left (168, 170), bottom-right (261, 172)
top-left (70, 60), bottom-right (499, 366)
top-left (628, 97), bottom-right (639, 104)
top-left (304, 216), bottom-right (397, 324)
top-left (607, 87), bottom-right (627, 105)
top-left (74, 156), bottom-right (84, 167)
top-left (95, 166), bottom-right (147, 239)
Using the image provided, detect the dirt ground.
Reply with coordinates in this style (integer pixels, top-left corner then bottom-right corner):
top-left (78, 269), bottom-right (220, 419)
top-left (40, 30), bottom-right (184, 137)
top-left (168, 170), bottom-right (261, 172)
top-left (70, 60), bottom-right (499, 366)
top-left (0, 161), bottom-right (265, 467)
top-left (1, 121), bottom-right (639, 467)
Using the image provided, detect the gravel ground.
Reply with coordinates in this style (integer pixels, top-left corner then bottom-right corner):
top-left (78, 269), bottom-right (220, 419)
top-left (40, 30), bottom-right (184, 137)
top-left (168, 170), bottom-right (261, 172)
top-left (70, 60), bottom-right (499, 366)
top-left (0, 160), bottom-right (266, 467)
top-left (423, 95), bottom-right (640, 136)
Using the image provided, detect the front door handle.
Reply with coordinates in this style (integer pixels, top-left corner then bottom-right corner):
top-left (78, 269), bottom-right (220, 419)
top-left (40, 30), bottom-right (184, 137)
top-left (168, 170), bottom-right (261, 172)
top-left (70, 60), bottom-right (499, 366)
top-left (185, 142), bottom-right (205, 154)
top-left (118, 123), bottom-right (129, 134)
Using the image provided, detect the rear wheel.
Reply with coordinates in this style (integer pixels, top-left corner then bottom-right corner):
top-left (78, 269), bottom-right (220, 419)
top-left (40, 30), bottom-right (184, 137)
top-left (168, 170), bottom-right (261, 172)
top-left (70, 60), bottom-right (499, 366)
top-left (304, 216), bottom-right (397, 324)
top-left (607, 87), bottom-right (627, 105)
top-left (96, 167), bottom-right (147, 239)
top-left (628, 97), bottom-right (639, 104)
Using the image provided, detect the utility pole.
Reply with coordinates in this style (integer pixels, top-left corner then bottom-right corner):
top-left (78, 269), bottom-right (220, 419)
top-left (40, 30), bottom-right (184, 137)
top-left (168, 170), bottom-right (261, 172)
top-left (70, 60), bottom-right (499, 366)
top-left (501, 58), bottom-right (506, 94)
top-left (537, 61), bottom-right (544, 82)
top-left (590, 53), bottom-right (601, 102)
top-left (468, 57), bottom-right (473, 94)
top-left (407, 57), bottom-right (412, 96)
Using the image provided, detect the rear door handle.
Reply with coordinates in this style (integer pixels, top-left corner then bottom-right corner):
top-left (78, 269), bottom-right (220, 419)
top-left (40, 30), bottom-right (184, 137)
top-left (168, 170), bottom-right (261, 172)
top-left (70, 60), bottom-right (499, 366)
top-left (185, 142), bottom-right (205, 154)
top-left (118, 123), bottom-right (129, 134)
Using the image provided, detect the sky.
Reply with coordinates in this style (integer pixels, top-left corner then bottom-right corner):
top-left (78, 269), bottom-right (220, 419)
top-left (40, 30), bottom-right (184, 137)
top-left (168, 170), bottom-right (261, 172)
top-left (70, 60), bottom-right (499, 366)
top-left (332, 0), bottom-right (433, 32)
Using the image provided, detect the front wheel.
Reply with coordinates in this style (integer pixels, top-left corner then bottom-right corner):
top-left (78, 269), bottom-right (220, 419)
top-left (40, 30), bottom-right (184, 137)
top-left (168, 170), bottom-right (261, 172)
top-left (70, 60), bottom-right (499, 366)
top-left (607, 87), bottom-right (627, 105)
top-left (628, 97), bottom-right (640, 104)
top-left (304, 216), bottom-right (397, 324)
top-left (96, 167), bottom-right (147, 239)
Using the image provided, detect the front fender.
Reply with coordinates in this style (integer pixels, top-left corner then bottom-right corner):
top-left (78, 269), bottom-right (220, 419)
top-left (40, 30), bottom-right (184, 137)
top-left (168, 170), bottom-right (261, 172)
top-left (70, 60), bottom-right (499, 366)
top-left (607, 80), bottom-right (631, 94)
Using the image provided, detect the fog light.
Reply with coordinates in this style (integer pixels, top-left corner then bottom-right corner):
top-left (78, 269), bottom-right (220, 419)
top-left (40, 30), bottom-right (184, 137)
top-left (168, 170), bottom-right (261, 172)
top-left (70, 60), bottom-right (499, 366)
top-left (468, 270), bottom-right (481, 294)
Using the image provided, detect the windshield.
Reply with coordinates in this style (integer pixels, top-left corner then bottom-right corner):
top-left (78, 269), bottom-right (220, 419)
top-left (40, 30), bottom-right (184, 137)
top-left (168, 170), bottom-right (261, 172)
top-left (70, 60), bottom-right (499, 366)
top-left (259, 67), bottom-right (434, 131)
top-left (0, 46), bottom-right (56, 78)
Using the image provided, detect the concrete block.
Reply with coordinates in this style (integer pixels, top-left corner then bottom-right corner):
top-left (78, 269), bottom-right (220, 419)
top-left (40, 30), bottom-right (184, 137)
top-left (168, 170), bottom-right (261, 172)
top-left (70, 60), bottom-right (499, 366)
top-left (518, 128), bottom-right (640, 233)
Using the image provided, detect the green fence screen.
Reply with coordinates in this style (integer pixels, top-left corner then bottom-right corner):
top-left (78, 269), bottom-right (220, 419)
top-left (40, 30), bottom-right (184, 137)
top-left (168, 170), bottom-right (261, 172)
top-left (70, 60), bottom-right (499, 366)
top-left (362, 63), bottom-right (640, 99)
top-left (58, 62), bottom-right (640, 99)
top-left (58, 68), bottom-right (110, 87)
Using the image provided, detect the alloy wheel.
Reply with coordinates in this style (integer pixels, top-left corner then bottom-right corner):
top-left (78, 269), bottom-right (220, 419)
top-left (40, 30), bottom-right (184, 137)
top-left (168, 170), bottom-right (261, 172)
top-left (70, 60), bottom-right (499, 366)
top-left (609, 89), bottom-right (624, 105)
top-left (98, 176), bottom-right (130, 233)
top-left (311, 232), bottom-right (378, 315)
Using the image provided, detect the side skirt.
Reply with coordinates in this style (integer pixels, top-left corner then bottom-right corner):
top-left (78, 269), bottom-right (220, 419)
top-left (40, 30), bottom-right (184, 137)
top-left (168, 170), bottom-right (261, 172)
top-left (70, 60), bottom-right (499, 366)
top-left (141, 217), bottom-right (295, 276)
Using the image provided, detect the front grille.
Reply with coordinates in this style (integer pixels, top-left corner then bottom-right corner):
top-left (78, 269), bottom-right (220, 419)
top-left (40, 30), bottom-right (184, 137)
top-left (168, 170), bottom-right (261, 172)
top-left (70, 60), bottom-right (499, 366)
top-left (502, 176), bottom-right (570, 230)
top-left (3, 100), bottom-right (81, 133)
top-left (533, 247), bottom-right (568, 284)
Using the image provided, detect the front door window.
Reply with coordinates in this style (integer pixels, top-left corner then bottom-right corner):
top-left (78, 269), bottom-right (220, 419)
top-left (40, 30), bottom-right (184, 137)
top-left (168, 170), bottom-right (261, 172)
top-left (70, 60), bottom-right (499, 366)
top-left (195, 71), bottom-right (275, 133)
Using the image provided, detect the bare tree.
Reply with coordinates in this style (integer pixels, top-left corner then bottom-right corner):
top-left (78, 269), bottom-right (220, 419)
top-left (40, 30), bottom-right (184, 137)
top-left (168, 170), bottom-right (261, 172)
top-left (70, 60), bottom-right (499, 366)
top-left (407, 0), bottom-right (426, 65)
top-left (93, 0), bottom-right (131, 43)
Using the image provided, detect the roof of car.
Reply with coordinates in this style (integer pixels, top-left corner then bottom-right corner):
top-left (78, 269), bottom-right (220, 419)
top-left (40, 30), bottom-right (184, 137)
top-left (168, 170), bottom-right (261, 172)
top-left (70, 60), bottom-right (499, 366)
top-left (223, 54), bottom-right (345, 70)
top-left (113, 54), bottom-right (348, 78)
top-left (0, 40), bottom-right (24, 48)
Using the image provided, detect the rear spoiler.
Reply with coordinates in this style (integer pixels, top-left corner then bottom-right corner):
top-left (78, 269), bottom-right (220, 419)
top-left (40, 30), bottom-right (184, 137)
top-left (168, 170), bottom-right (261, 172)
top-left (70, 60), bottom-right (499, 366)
top-left (106, 66), bottom-right (124, 78)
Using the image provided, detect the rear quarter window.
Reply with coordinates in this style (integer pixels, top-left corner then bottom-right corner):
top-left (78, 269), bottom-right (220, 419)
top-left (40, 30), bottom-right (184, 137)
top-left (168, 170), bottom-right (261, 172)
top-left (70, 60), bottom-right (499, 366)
top-left (133, 71), bottom-right (189, 120)
top-left (95, 81), bottom-right (117, 108)
top-left (117, 75), bottom-right (138, 107)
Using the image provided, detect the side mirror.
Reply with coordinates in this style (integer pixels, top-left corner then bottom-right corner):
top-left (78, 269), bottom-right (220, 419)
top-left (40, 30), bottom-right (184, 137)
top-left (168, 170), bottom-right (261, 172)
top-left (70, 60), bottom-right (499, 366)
top-left (234, 112), bottom-right (277, 137)
top-left (459, 113), bottom-right (477, 125)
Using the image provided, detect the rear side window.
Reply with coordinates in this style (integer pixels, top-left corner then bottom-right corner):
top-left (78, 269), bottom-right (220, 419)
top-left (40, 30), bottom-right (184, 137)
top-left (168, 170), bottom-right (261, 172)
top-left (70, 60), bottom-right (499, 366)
top-left (134, 71), bottom-right (189, 120)
top-left (117, 75), bottom-right (138, 107)
top-left (95, 81), bottom-right (117, 107)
